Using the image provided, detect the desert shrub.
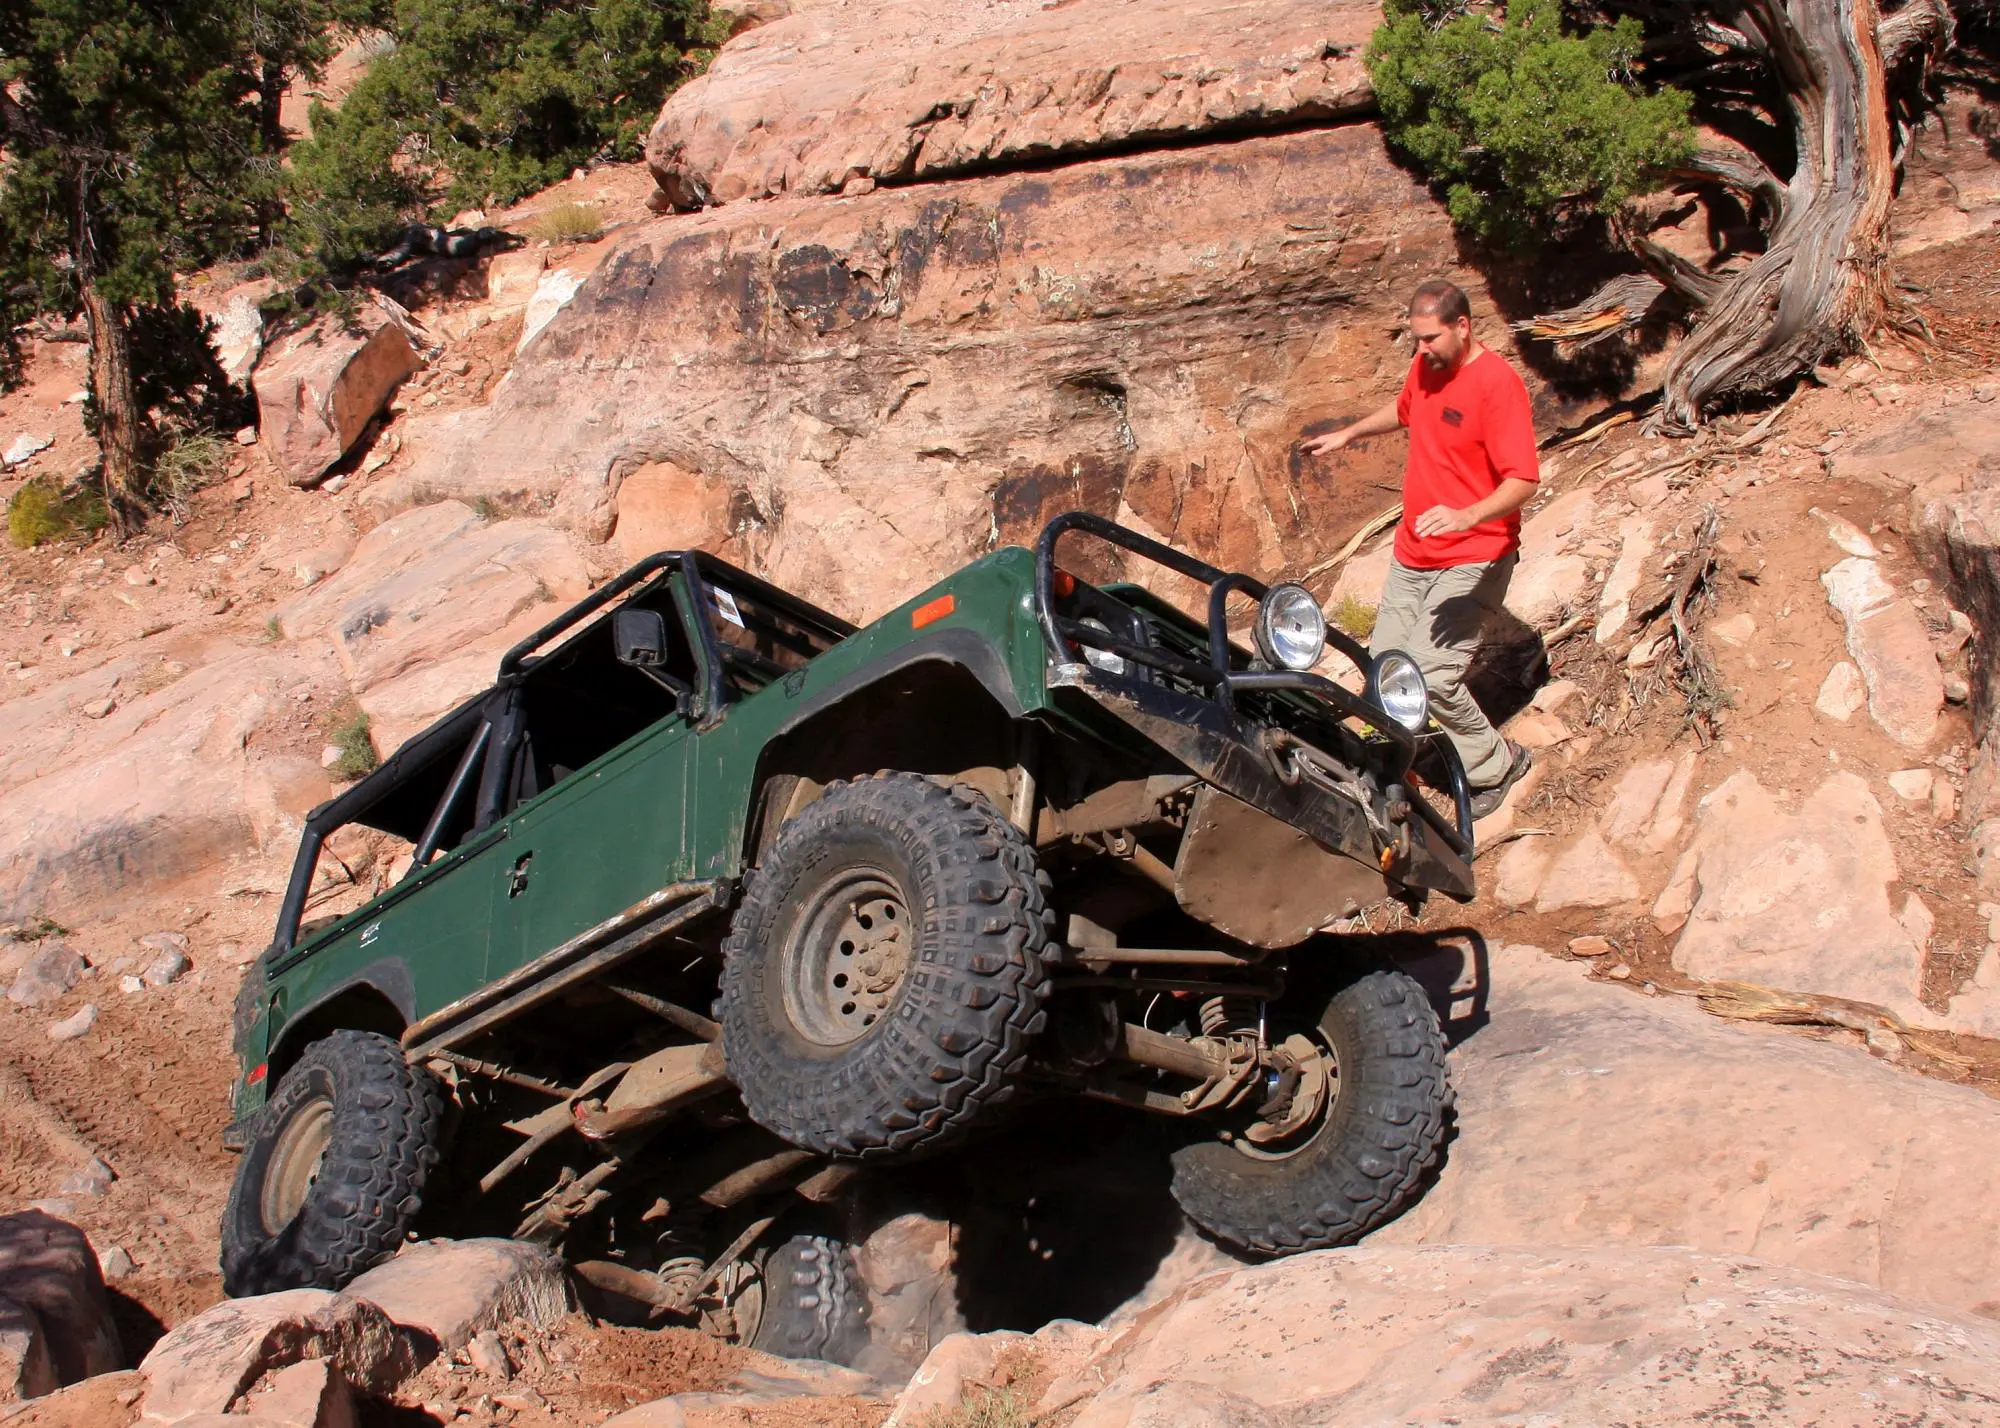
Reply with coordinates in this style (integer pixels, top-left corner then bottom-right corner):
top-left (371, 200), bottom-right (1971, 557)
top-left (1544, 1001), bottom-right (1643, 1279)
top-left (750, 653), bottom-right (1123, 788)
top-left (327, 708), bottom-right (380, 779)
top-left (7, 478), bottom-right (108, 549)
top-left (152, 434), bottom-right (231, 518)
top-left (1330, 594), bottom-right (1379, 642)
top-left (525, 202), bottom-right (603, 245)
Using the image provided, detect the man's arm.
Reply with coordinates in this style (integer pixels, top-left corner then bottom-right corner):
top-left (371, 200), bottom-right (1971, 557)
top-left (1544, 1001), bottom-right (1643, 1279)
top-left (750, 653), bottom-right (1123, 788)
top-left (1411, 478), bottom-right (1537, 537)
top-left (1300, 398), bottom-right (1403, 456)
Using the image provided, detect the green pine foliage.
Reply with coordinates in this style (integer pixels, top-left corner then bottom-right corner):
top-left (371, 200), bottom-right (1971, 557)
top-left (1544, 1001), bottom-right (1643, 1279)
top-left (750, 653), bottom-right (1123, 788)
top-left (1366, 0), bottom-right (1695, 250)
top-left (288, 0), bottom-right (726, 268)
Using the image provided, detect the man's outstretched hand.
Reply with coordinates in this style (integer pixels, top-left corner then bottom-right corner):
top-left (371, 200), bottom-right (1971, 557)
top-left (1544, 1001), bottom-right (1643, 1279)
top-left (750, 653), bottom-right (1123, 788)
top-left (1300, 427), bottom-right (1354, 456)
top-left (1413, 504), bottom-right (1477, 537)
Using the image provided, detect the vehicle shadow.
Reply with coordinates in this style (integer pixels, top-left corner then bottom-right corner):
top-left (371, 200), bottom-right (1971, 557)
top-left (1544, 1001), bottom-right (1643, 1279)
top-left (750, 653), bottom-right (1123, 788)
top-left (1378, 925), bottom-right (1493, 1049)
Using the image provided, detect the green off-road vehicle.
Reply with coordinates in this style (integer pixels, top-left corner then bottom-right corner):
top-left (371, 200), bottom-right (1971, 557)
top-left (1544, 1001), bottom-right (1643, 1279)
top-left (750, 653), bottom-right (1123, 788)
top-left (224, 513), bottom-right (1476, 1360)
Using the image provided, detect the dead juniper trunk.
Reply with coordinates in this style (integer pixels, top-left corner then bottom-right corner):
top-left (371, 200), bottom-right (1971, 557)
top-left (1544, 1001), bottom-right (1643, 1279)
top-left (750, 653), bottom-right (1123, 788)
top-left (1533, 0), bottom-right (1953, 429)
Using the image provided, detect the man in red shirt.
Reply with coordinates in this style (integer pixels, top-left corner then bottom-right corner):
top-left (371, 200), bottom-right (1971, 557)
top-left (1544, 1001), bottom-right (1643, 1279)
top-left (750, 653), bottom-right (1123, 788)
top-left (1302, 280), bottom-right (1537, 818)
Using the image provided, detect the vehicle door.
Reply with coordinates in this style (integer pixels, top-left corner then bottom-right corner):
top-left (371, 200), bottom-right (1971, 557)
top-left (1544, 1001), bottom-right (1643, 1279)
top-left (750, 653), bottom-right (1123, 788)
top-left (485, 581), bottom-right (700, 980)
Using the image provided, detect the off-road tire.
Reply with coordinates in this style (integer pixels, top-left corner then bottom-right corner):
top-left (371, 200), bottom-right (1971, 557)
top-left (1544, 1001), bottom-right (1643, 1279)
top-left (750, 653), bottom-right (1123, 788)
top-left (1168, 968), bottom-right (1447, 1256)
top-left (721, 774), bottom-right (1052, 1160)
top-left (749, 1234), bottom-right (871, 1364)
top-left (220, 1030), bottom-right (448, 1296)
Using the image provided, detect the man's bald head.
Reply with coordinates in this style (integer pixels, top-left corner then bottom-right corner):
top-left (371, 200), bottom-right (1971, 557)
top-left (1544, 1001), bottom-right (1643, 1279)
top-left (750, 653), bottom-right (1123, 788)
top-left (1409, 280), bottom-right (1471, 325)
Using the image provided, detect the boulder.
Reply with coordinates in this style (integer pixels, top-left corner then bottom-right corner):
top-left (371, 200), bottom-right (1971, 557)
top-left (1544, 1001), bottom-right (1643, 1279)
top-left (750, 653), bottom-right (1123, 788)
top-left (1594, 515), bottom-right (1655, 644)
top-left (1664, 769), bottom-right (1930, 1023)
top-left (885, 1331), bottom-right (1027, 1426)
top-left (387, 119), bottom-right (1497, 623)
top-left (1507, 490), bottom-right (1595, 628)
top-left (1492, 837), bottom-right (1549, 909)
top-left (44, 1006), bottom-right (96, 1042)
top-left (1373, 945), bottom-right (2000, 1316)
top-left (1051, 1244), bottom-right (2000, 1426)
top-left (644, 0), bottom-right (1380, 208)
top-left (1816, 659), bottom-right (1867, 720)
top-left (252, 316), bottom-right (420, 487)
top-left (517, 267), bottom-right (586, 354)
top-left (136, 1290), bottom-right (415, 1425)
top-left (0, 1213), bottom-right (121, 1389)
top-left (343, 1238), bottom-right (571, 1353)
top-left (1822, 556), bottom-right (1944, 748)
top-left (7, 946), bottom-right (85, 1009)
top-left (193, 279), bottom-right (279, 383)
top-left (1533, 826), bottom-right (1641, 911)
top-left (613, 460), bottom-right (737, 566)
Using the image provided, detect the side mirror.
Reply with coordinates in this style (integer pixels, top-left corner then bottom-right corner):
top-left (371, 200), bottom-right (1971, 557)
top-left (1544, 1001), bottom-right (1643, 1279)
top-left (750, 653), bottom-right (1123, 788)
top-left (614, 608), bottom-right (668, 667)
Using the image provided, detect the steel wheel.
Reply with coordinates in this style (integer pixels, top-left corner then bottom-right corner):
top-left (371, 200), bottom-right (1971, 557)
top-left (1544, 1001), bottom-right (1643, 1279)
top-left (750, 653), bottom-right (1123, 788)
top-left (258, 1094), bottom-right (334, 1232)
top-left (779, 868), bottom-right (911, 1046)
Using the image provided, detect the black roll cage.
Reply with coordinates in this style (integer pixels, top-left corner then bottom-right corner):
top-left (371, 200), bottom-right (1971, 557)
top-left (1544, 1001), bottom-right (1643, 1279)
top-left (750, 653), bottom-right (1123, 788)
top-left (1032, 511), bottom-right (1475, 857)
top-left (270, 550), bottom-right (854, 959)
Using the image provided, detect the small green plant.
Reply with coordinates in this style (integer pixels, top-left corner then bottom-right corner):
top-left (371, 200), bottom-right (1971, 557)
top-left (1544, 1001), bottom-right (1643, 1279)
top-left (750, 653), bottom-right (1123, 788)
top-left (10, 914), bottom-right (68, 943)
top-left (918, 1388), bottom-right (1029, 1428)
top-left (328, 708), bottom-right (380, 780)
top-left (526, 202), bottom-right (604, 245)
top-left (152, 434), bottom-right (231, 518)
top-left (1331, 594), bottom-right (1378, 642)
top-left (266, 615), bottom-right (284, 642)
top-left (471, 494), bottom-right (503, 522)
top-left (7, 479), bottom-right (107, 549)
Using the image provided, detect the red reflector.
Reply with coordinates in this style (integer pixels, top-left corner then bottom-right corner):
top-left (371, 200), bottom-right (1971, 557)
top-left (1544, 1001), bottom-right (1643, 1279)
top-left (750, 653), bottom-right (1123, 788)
top-left (912, 593), bottom-right (956, 629)
top-left (246, 1063), bottom-right (267, 1086)
top-left (1052, 569), bottom-right (1077, 598)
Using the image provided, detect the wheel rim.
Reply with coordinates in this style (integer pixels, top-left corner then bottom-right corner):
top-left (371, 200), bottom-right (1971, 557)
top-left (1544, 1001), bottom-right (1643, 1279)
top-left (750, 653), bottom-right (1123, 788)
top-left (1230, 1031), bottom-right (1340, 1163)
top-left (260, 1095), bottom-right (334, 1230)
top-left (780, 868), bottom-right (912, 1047)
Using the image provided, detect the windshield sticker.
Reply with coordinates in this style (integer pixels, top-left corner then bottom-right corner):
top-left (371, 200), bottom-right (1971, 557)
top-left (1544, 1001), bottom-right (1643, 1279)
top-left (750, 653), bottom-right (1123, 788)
top-left (712, 589), bottom-right (745, 627)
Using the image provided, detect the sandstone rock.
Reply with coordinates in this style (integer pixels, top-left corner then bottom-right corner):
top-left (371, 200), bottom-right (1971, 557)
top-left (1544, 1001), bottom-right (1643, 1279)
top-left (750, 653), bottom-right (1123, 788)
top-left (0, 1367), bottom-right (139, 1425)
top-left (1668, 769), bottom-right (1930, 1024)
top-left (0, 1213), bottom-right (121, 1389)
top-left (1711, 611), bottom-right (1757, 645)
top-left (385, 119), bottom-right (1493, 622)
top-left (137, 1290), bottom-right (414, 1424)
top-left (3, 434), bottom-right (52, 469)
top-left (343, 1239), bottom-right (570, 1354)
top-left (195, 280), bottom-right (278, 384)
top-left (1534, 827), bottom-right (1640, 911)
top-left (0, 645), bottom-right (336, 921)
top-left (44, 1006), bottom-right (95, 1043)
top-left (464, 1329), bottom-right (510, 1380)
top-left (253, 318), bottom-right (420, 486)
top-left (646, 0), bottom-right (1379, 208)
top-left (1508, 489), bottom-right (1596, 627)
top-left (483, 250), bottom-right (546, 315)
top-left (602, 1400), bottom-right (690, 1428)
top-left (1567, 935), bottom-right (1612, 957)
top-left (517, 268), bottom-right (585, 354)
top-left (1054, 1243), bottom-right (2000, 1426)
top-left (1815, 660), bottom-right (1866, 721)
top-left (1809, 505), bottom-right (1880, 557)
top-left (1500, 709), bottom-right (1568, 749)
top-left (0, 1297), bottom-right (57, 1403)
top-left (273, 502), bottom-right (586, 699)
top-left (97, 1247), bottom-right (134, 1281)
top-left (886, 1331), bottom-right (1028, 1427)
top-left (230, 1357), bottom-right (355, 1428)
top-left (1600, 756), bottom-right (1673, 848)
top-left (613, 460), bottom-right (736, 565)
top-left (140, 948), bottom-right (189, 987)
top-left (1594, 516), bottom-right (1655, 644)
top-left (1372, 944), bottom-right (2000, 1315)
top-left (1529, 678), bottom-right (1577, 714)
top-left (8, 946), bottom-right (84, 1008)
top-left (1822, 557), bottom-right (1944, 747)
top-left (1492, 837), bottom-right (1549, 910)
top-left (1889, 767), bottom-right (1935, 802)
top-left (55, 1159), bottom-right (113, 1198)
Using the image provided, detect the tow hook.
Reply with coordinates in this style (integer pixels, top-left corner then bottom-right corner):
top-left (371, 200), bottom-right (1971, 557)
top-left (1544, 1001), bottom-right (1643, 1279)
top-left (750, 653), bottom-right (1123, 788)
top-left (1380, 782), bottom-right (1414, 870)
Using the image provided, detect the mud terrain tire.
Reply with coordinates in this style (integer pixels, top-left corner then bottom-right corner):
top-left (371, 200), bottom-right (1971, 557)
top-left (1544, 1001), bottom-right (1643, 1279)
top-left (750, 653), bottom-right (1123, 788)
top-left (749, 1233), bottom-right (871, 1364)
top-left (221, 1030), bottom-right (448, 1296)
top-left (721, 774), bottom-right (1051, 1160)
top-left (1168, 968), bottom-right (1447, 1255)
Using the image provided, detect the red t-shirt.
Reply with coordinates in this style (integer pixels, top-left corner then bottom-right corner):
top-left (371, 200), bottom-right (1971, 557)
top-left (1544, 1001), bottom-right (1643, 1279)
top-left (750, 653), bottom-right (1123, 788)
top-left (1393, 349), bottom-right (1539, 568)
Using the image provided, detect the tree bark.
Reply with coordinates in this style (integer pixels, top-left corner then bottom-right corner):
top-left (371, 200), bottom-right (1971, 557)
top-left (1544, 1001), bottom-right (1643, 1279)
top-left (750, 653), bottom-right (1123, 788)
top-left (80, 280), bottom-right (146, 534)
top-left (1654, 0), bottom-right (1899, 431)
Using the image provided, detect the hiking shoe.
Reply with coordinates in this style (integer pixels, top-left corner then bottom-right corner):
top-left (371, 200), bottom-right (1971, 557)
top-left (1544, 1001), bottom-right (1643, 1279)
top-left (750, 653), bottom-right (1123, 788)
top-left (1468, 741), bottom-right (1534, 821)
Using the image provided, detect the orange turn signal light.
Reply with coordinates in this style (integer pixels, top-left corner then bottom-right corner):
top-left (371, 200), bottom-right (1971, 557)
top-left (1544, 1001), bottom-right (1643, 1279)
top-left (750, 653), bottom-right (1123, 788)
top-left (912, 593), bottom-right (956, 629)
top-left (246, 1063), bottom-right (268, 1085)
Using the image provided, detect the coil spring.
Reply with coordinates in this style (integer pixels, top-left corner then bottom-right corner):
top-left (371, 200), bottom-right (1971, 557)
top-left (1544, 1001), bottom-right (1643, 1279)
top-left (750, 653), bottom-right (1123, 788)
top-left (1198, 995), bottom-right (1261, 1039)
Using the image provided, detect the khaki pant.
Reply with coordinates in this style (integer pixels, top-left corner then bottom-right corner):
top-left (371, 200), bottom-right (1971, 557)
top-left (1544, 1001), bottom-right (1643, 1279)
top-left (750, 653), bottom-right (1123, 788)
top-left (1370, 555), bottom-right (1516, 788)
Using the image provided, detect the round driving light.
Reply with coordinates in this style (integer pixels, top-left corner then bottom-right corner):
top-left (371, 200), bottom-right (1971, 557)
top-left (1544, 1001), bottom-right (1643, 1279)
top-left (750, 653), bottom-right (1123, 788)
top-left (1254, 583), bottom-right (1327, 671)
top-left (1371, 650), bottom-right (1430, 732)
top-left (1078, 617), bottom-right (1128, 676)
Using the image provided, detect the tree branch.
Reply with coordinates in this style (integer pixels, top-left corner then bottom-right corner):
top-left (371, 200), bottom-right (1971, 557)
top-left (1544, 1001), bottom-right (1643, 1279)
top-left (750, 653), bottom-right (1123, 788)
top-left (1668, 146), bottom-right (1789, 227)
top-left (1878, 0), bottom-right (1953, 69)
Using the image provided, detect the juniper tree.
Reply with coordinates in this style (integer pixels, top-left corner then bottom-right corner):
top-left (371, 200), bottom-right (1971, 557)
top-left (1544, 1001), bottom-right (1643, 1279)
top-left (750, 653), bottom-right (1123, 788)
top-left (1369, 0), bottom-right (1956, 430)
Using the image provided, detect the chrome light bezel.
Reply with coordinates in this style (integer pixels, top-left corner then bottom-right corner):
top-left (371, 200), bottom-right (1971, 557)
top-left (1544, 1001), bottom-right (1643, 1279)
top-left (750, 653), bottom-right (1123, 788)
top-left (1254, 583), bottom-right (1328, 672)
top-left (1369, 649), bottom-right (1431, 732)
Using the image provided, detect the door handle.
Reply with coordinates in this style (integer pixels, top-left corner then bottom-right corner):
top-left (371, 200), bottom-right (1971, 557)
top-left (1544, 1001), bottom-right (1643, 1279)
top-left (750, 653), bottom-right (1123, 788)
top-left (508, 852), bottom-right (533, 897)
